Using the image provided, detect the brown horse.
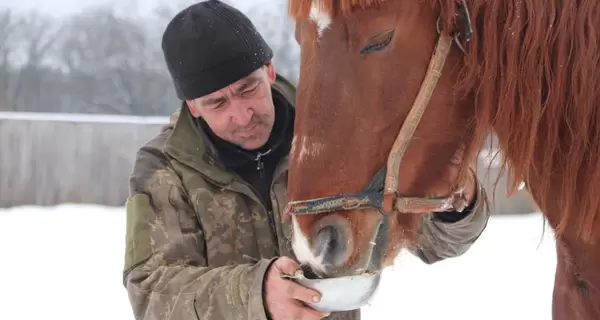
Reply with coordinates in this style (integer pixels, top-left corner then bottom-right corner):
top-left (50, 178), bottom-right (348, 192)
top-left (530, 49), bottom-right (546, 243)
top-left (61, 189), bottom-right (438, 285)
top-left (284, 0), bottom-right (600, 318)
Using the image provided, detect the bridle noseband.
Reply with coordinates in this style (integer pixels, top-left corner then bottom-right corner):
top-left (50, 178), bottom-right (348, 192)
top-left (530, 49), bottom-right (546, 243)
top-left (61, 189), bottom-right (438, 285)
top-left (285, 1), bottom-right (474, 272)
top-left (287, 1), bottom-right (474, 217)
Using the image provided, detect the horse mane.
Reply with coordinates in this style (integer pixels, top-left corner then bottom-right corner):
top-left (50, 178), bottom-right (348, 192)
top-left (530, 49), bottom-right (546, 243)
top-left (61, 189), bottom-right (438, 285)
top-left (441, 0), bottom-right (600, 242)
top-left (288, 0), bottom-right (600, 242)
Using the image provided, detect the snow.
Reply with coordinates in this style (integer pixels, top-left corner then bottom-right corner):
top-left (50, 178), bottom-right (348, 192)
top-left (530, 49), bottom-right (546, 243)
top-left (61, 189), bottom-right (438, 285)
top-left (362, 213), bottom-right (556, 320)
top-left (0, 204), bottom-right (556, 320)
top-left (0, 111), bottom-right (169, 124)
top-left (0, 205), bottom-right (133, 320)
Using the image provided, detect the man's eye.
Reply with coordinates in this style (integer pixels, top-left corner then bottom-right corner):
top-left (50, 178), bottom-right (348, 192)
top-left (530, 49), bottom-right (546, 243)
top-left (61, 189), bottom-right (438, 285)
top-left (207, 101), bottom-right (225, 110)
top-left (243, 84), bottom-right (259, 95)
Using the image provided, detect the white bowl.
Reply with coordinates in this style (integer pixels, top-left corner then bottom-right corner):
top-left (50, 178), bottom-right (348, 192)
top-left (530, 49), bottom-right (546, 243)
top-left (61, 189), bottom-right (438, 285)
top-left (282, 271), bottom-right (382, 312)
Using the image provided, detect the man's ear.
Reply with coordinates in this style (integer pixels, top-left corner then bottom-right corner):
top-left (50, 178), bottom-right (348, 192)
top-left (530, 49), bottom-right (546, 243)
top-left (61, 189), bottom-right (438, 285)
top-left (186, 99), bottom-right (202, 118)
top-left (265, 61), bottom-right (276, 84)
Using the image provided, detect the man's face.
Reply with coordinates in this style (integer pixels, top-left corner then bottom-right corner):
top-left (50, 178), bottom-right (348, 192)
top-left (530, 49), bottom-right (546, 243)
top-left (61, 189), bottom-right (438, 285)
top-left (187, 63), bottom-right (277, 150)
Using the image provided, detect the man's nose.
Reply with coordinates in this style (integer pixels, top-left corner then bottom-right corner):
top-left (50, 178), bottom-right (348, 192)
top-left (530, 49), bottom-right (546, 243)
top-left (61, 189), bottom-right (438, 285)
top-left (229, 102), bottom-right (253, 126)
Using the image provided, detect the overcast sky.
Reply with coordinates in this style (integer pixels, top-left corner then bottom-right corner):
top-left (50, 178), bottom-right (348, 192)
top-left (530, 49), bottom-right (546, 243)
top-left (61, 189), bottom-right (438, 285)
top-left (1, 0), bottom-right (256, 18)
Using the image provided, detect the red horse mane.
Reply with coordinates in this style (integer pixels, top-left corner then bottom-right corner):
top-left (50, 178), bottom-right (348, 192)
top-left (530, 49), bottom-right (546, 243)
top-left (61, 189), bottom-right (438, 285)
top-left (288, 0), bottom-right (600, 241)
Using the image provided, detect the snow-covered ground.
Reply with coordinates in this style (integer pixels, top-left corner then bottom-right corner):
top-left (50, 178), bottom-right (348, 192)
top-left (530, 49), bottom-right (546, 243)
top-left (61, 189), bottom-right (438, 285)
top-left (0, 204), bottom-right (556, 320)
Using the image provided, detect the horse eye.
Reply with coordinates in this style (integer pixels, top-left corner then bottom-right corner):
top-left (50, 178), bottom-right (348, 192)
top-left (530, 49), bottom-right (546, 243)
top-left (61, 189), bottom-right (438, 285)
top-left (360, 29), bottom-right (395, 55)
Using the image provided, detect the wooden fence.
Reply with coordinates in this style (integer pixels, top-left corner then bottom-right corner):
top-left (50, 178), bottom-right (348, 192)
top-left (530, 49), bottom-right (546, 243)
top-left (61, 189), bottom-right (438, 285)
top-left (0, 112), bottom-right (538, 214)
top-left (0, 112), bottom-right (168, 207)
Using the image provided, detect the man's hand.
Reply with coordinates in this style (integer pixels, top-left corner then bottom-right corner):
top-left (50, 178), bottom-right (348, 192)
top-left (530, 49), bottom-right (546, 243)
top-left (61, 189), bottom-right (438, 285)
top-left (264, 257), bottom-right (330, 320)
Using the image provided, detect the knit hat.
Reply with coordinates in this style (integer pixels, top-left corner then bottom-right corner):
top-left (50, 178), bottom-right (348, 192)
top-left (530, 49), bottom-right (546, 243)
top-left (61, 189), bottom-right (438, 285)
top-left (161, 0), bottom-right (274, 100)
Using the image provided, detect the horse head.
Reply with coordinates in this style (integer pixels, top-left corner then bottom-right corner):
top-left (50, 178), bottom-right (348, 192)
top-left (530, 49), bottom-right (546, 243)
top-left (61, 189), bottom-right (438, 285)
top-left (285, 0), bottom-right (481, 278)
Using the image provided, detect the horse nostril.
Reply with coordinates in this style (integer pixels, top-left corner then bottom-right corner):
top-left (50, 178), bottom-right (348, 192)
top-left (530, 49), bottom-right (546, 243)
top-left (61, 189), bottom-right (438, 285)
top-left (314, 224), bottom-right (347, 267)
top-left (315, 225), bottom-right (338, 253)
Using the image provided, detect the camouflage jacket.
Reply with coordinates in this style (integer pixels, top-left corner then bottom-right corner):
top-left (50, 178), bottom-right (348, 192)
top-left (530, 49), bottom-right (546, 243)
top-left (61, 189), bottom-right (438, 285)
top-left (123, 77), bottom-right (491, 320)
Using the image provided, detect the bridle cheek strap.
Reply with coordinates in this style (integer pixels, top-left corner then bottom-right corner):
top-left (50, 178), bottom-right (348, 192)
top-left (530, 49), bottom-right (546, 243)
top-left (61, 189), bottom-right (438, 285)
top-left (286, 33), bottom-right (460, 218)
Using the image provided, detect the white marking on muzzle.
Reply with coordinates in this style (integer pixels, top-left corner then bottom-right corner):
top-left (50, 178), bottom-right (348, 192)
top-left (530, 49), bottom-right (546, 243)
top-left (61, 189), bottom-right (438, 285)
top-left (291, 215), bottom-right (327, 273)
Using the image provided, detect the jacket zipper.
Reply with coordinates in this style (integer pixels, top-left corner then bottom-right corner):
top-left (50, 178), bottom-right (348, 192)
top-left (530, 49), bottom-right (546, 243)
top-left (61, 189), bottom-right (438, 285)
top-left (235, 153), bottom-right (280, 253)
top-left (254, 149), bottom-right (272, 179)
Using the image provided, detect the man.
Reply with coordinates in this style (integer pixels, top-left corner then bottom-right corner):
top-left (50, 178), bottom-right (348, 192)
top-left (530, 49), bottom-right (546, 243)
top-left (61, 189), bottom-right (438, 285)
top-left (122, 1), bottom-right (491, 320)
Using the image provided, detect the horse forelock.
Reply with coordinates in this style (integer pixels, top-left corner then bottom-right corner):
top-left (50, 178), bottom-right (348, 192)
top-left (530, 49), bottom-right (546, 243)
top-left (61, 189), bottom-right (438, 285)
top-left (288, 0), bottom-right (389, 36)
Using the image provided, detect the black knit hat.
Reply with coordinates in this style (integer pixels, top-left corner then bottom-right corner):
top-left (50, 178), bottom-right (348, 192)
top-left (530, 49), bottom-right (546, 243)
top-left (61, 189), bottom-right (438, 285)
top-left (161, 0), bottom-right (274, 100)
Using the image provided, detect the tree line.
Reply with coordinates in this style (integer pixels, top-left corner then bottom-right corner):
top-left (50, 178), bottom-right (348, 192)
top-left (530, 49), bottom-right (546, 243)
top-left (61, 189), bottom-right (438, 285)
top-left (0, 1), bottom-right (299, 116)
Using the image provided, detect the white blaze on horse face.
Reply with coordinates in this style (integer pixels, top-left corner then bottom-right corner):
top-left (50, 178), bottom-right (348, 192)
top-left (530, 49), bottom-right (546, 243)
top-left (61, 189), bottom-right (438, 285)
top-left (309, 0), bottom-right (331, 37)
top-left (290, 135), bottom-right (326, 271)
top-left (290, 135), bottom-right (298, 155)
top-left (297, 135), bottom-right (326, 164)
top-left (291, 215), bottom-right (327, 273)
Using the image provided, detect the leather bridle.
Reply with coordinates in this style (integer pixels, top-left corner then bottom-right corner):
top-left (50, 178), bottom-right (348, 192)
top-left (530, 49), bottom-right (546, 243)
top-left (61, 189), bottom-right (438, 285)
top-left (285, 1), bottom-right (475, 272)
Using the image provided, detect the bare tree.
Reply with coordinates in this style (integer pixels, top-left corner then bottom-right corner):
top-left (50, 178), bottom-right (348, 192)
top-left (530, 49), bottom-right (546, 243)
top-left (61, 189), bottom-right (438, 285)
top-left (0, 9), bottom-right (21, 111)
top-left (0, 9), bottom-right (20, 65)
top-left (0, 1), bottom-right (295, 115)
top-left (4, 10), bottom-right (62, 112)
top-left (56, 6), bottom-right (175, 115)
